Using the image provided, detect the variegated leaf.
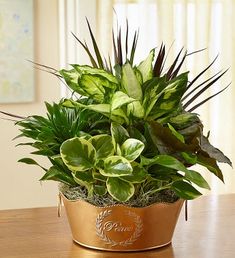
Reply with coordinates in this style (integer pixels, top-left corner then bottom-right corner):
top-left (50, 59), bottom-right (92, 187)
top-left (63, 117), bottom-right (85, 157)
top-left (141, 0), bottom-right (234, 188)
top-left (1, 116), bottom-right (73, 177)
top-left (111, 91), bottom-right (135, 111)
top-left (88, 134), bottom-right (114, 159)
top-left (101, 156), bottom-right (133, 177)
top-left (121, 138), bottom-right (145, 161)
top-left (106, 177), bottom-right (135, 202)
top-left (137, 49), bottom-right (155, 82)
top-left (60, 137), bottom-right (96, 171)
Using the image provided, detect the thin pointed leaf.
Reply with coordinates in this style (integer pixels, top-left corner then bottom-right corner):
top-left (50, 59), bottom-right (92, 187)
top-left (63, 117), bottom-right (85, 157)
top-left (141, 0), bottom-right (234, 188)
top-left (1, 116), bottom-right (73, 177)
top-left (112, 29), bottom-right (118, 64)
top-left (166, 47), bottom-right (184, 80)
top-left (153, 43), bottom-right (165, 77)
top-left (170, 51), bottom-right (187, 79)
top-left (186, 47), bottom-right (207, 56)
top-left (129, 30), bottom-right (139, 65)
top-left (183, 69), bottom-right (228, 109)
top-left (182, 70), bottom-right (222, 101)
top-left (71, 31), bottom-right (98, 68)
top-left (188, 83), bottom-right (230, 112)
top-left (125, 19), bottom-right (129, 60)
top-left (86, 18), bottom-right (104, 68)
top-left (117, 27), bottom-right (123, 65)
top-left (186, 55), bottom-right (219, 91)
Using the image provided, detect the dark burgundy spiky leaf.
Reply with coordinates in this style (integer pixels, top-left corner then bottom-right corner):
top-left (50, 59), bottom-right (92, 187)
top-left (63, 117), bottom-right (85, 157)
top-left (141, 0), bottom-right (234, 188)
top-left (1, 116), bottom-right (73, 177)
top-left (86, 18), bottom-right (104, 68)
top-left (153, 43), bottom-right (165, 77)
top-left (117, 28), bottom-right (123, 65)
top-left (182, 70), bottom-right (222, 101)
top-left (186, 55), bottom-right (219, 91)
top-left (125, 19), bottom-right (129, 61)
top-left (112, 29), bottom-right (118, 64)
top-left (27, 60), bottom-right (58, 73)
top-left (166, 47), bottom-right (184, 80)
top-left (188, 83), bottom-right (230, 112)
top-left (183, 69), bottom-right (228, 109)
top-left (170, 50), bottom-right (187, 79)
top-left (129, 30), bottom-right (139, 65)
top-left (71, 31), bottom-right (98, 68)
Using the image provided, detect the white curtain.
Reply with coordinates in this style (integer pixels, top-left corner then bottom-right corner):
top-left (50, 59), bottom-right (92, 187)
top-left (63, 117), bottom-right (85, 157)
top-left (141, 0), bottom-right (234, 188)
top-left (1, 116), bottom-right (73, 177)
top-left (60, 0), bottom-right (235, 194)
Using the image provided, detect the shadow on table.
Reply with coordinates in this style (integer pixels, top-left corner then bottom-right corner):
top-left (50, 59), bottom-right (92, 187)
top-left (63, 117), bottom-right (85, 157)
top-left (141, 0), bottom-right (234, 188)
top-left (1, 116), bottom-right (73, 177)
top-left (69, 242), bottom-right (175, 258)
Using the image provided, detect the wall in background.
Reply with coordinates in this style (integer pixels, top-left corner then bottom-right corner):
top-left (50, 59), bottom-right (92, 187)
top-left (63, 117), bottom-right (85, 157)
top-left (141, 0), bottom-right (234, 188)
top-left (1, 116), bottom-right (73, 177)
top-left (0, 0), bottom-right (60, 210)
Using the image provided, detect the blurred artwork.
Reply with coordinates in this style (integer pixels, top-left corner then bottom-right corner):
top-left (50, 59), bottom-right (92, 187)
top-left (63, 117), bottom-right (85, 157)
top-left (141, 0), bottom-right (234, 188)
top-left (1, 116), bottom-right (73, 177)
top-left (0, 0), bottom-right (34, 103)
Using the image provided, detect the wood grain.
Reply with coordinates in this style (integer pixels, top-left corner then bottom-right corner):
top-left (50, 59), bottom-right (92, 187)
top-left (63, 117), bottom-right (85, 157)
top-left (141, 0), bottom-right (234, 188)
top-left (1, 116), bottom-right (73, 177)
top-left (0, 194), bottom-right (235, 258)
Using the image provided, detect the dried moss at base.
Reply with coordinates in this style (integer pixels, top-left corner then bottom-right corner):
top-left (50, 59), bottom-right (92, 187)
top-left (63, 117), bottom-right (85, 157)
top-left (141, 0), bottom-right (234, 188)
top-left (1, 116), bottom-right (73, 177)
top-left (59, 183), bottom-right (178, 207)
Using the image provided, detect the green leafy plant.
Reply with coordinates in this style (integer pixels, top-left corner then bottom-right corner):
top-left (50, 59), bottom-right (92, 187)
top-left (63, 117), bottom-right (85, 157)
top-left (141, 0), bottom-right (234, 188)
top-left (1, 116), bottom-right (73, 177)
top-left (1, 20), bottom-right (232, 205)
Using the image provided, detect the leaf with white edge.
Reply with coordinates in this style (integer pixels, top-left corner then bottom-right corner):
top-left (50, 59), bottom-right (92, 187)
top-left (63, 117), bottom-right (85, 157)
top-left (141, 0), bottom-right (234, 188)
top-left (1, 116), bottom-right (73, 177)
top-left (60, 137), bottom-right (96, 171)
top-left (111, 122), bottom-right (129, 145)
top-left (141, 155), bottom-right (187, 172)
top-left (88, 134), bottom-right (114, 159)
top-left (101, 156), bottom-right (132, 177)
top-left (106, 177), bottom-right (135, 202)
top-left (184, 170), bottom-right (210, 190)
top-left (73, 171), bottom-right (94, 194)
top-left (111, 91), bottom-right (135, 111)
top-left (121, 165), bottom-right (147, 183)
top-left (92, 172), bottom-right (106, 182)
top-left (121, 138), bottom-right (145, 161)
top-left (121, 62), bottom-right (142, 100)
top-left (94, 184), bottom-right (107, 196)
top-left (137, 49), bottom-right (155, 82)
top-left (172, 181), bottom-right (202, 200)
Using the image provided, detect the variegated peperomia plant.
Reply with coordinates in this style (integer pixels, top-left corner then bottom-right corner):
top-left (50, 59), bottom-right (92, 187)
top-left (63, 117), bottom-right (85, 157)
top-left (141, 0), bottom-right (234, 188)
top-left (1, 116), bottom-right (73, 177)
top-left (1, 20), bottom-right (232, 203)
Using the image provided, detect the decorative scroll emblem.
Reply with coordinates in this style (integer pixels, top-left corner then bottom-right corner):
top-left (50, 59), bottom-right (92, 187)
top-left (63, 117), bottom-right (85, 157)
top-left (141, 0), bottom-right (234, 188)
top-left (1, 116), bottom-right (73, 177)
top-left (96, 209), bottom-right (143, 246)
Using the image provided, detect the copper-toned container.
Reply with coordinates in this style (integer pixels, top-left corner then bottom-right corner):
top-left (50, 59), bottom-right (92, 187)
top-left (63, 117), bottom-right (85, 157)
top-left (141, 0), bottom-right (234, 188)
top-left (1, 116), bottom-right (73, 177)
top-left (61, 193), bottom-right (183, 252)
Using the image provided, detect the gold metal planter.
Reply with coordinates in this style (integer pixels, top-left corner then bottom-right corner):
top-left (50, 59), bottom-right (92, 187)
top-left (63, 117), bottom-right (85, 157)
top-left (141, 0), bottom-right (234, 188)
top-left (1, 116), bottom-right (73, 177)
top-left (61, 193), bottom-right (184, 252)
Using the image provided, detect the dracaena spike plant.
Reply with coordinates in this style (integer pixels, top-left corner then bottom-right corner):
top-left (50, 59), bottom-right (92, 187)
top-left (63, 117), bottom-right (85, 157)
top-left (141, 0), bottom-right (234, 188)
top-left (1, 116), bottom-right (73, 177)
top-left (1, 20), bottom-right (232, 204)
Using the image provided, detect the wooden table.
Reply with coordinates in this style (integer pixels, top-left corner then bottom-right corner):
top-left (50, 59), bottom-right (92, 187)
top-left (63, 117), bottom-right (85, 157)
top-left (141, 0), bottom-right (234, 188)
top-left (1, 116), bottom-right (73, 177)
top-left (0, 194), bottom-right (234, 258)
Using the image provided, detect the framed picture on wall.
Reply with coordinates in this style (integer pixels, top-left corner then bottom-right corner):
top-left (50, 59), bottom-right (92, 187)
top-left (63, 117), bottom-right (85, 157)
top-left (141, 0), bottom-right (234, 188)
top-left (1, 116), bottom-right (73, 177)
top-left (0, 0), bottom-right (34, 103)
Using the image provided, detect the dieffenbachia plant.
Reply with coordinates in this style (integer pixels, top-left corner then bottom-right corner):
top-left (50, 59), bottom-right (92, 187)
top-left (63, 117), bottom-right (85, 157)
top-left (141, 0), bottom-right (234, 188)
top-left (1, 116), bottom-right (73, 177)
top-left (1, 20), bottom-right (232, 202)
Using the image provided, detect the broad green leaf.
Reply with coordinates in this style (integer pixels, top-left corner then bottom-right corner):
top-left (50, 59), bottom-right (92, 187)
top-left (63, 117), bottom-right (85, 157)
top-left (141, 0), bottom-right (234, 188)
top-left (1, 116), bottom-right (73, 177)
top-left (121, 138), bottom-right (145, 161)
top-left (121, 62), bottom-right (142, 100)
top-left (59, 69), bottom-right (85, 95)
top-left (40, 166), bottom-right (77, 186)
top-left (167, 123), bottom-right (185, 143)
top-left (88, 134), bottom-right (114, 159)
top-left (101, 156), bottom-right (133, 177)
top-left (149, 73), bottom-right (188, 119)
top-left (111, 122), bottom-right (129, 145)
top-left (79, 74), bottom-right (105, 101)
top-left (72, 65), bottom-right (118, 85)
top-left (137, 49), bottom-right (155, 82)
top-left (184, 170), bottom-right (210, 190)
top-left (60, 137), bottom-right (96, 171)
top-left (129, 127), bottom-right (147, 147)
top-left (141, 155), bottom-right (187, 172)
top-left (169, 112), bottom-right (199, 129)
top-left (121, 166), bottom-right (147, 183)
top-left (92, 171), bottom-right (106, 182)
top-left (127, 101), bottom-right (145, 118)
top-left (73, 171), bottom-right (94, 195)
top-left (142, 77), bottom-right (166, 118)
top-left (106, 177), bottom-right (135, 202)
top-left (172, 181), bottom-right (202, 200)
top-left (94, 184), bottom-right (107, 196)
top-left (111, 91), bottom-right (135, 111)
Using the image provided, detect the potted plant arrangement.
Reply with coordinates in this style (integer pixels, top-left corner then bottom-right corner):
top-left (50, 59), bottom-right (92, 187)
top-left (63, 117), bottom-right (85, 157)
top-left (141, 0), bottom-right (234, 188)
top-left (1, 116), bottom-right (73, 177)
top-left (1, 20), bottom-right (232, 251)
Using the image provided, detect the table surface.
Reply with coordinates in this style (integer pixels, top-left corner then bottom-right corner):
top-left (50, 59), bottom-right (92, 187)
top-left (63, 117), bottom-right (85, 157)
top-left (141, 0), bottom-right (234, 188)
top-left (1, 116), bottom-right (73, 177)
top-left (0, 194), bottom-right (235, 258)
